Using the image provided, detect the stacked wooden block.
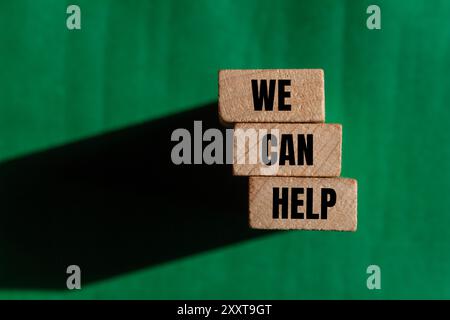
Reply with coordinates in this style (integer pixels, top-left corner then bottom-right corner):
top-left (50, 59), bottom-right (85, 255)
top-left (219, 69), bottom-right (357, 231)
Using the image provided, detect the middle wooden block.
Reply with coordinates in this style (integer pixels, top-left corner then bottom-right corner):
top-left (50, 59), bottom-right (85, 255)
top-left (233, 123), bottom-right (342, 177)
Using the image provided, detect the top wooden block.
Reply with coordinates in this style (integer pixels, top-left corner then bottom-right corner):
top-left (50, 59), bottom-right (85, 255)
top-left (219, 69), bottom-right (324, 123)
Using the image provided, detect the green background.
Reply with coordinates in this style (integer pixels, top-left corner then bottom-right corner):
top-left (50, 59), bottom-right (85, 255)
top-left (1, 0), bottom-right (450, 299)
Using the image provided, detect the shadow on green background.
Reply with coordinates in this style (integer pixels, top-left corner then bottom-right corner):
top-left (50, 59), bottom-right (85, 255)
top-left (0, 0), bottom-right (450, 299)
top-left (0, 103), bottom-right (270, 290)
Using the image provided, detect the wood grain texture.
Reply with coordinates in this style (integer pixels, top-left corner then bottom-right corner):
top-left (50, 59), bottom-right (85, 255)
top-left (249, 177), bottom-right (357, 231)
top-left (219, 69), bottom-right (324, 123)
top-left (233, 123), bottom-right (341, 176)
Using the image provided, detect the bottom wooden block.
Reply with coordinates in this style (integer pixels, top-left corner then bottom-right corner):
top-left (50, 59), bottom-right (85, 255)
top-left (249, 177), bottom-right (357, 231)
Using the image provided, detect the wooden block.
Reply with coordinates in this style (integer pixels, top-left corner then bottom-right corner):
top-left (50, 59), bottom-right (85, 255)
top-left (219, 69), bottom-right (324, 123)
top-left (233, 123), bottom-right (341, 176)
top-left (249, 177), bottom-right (357, 231)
